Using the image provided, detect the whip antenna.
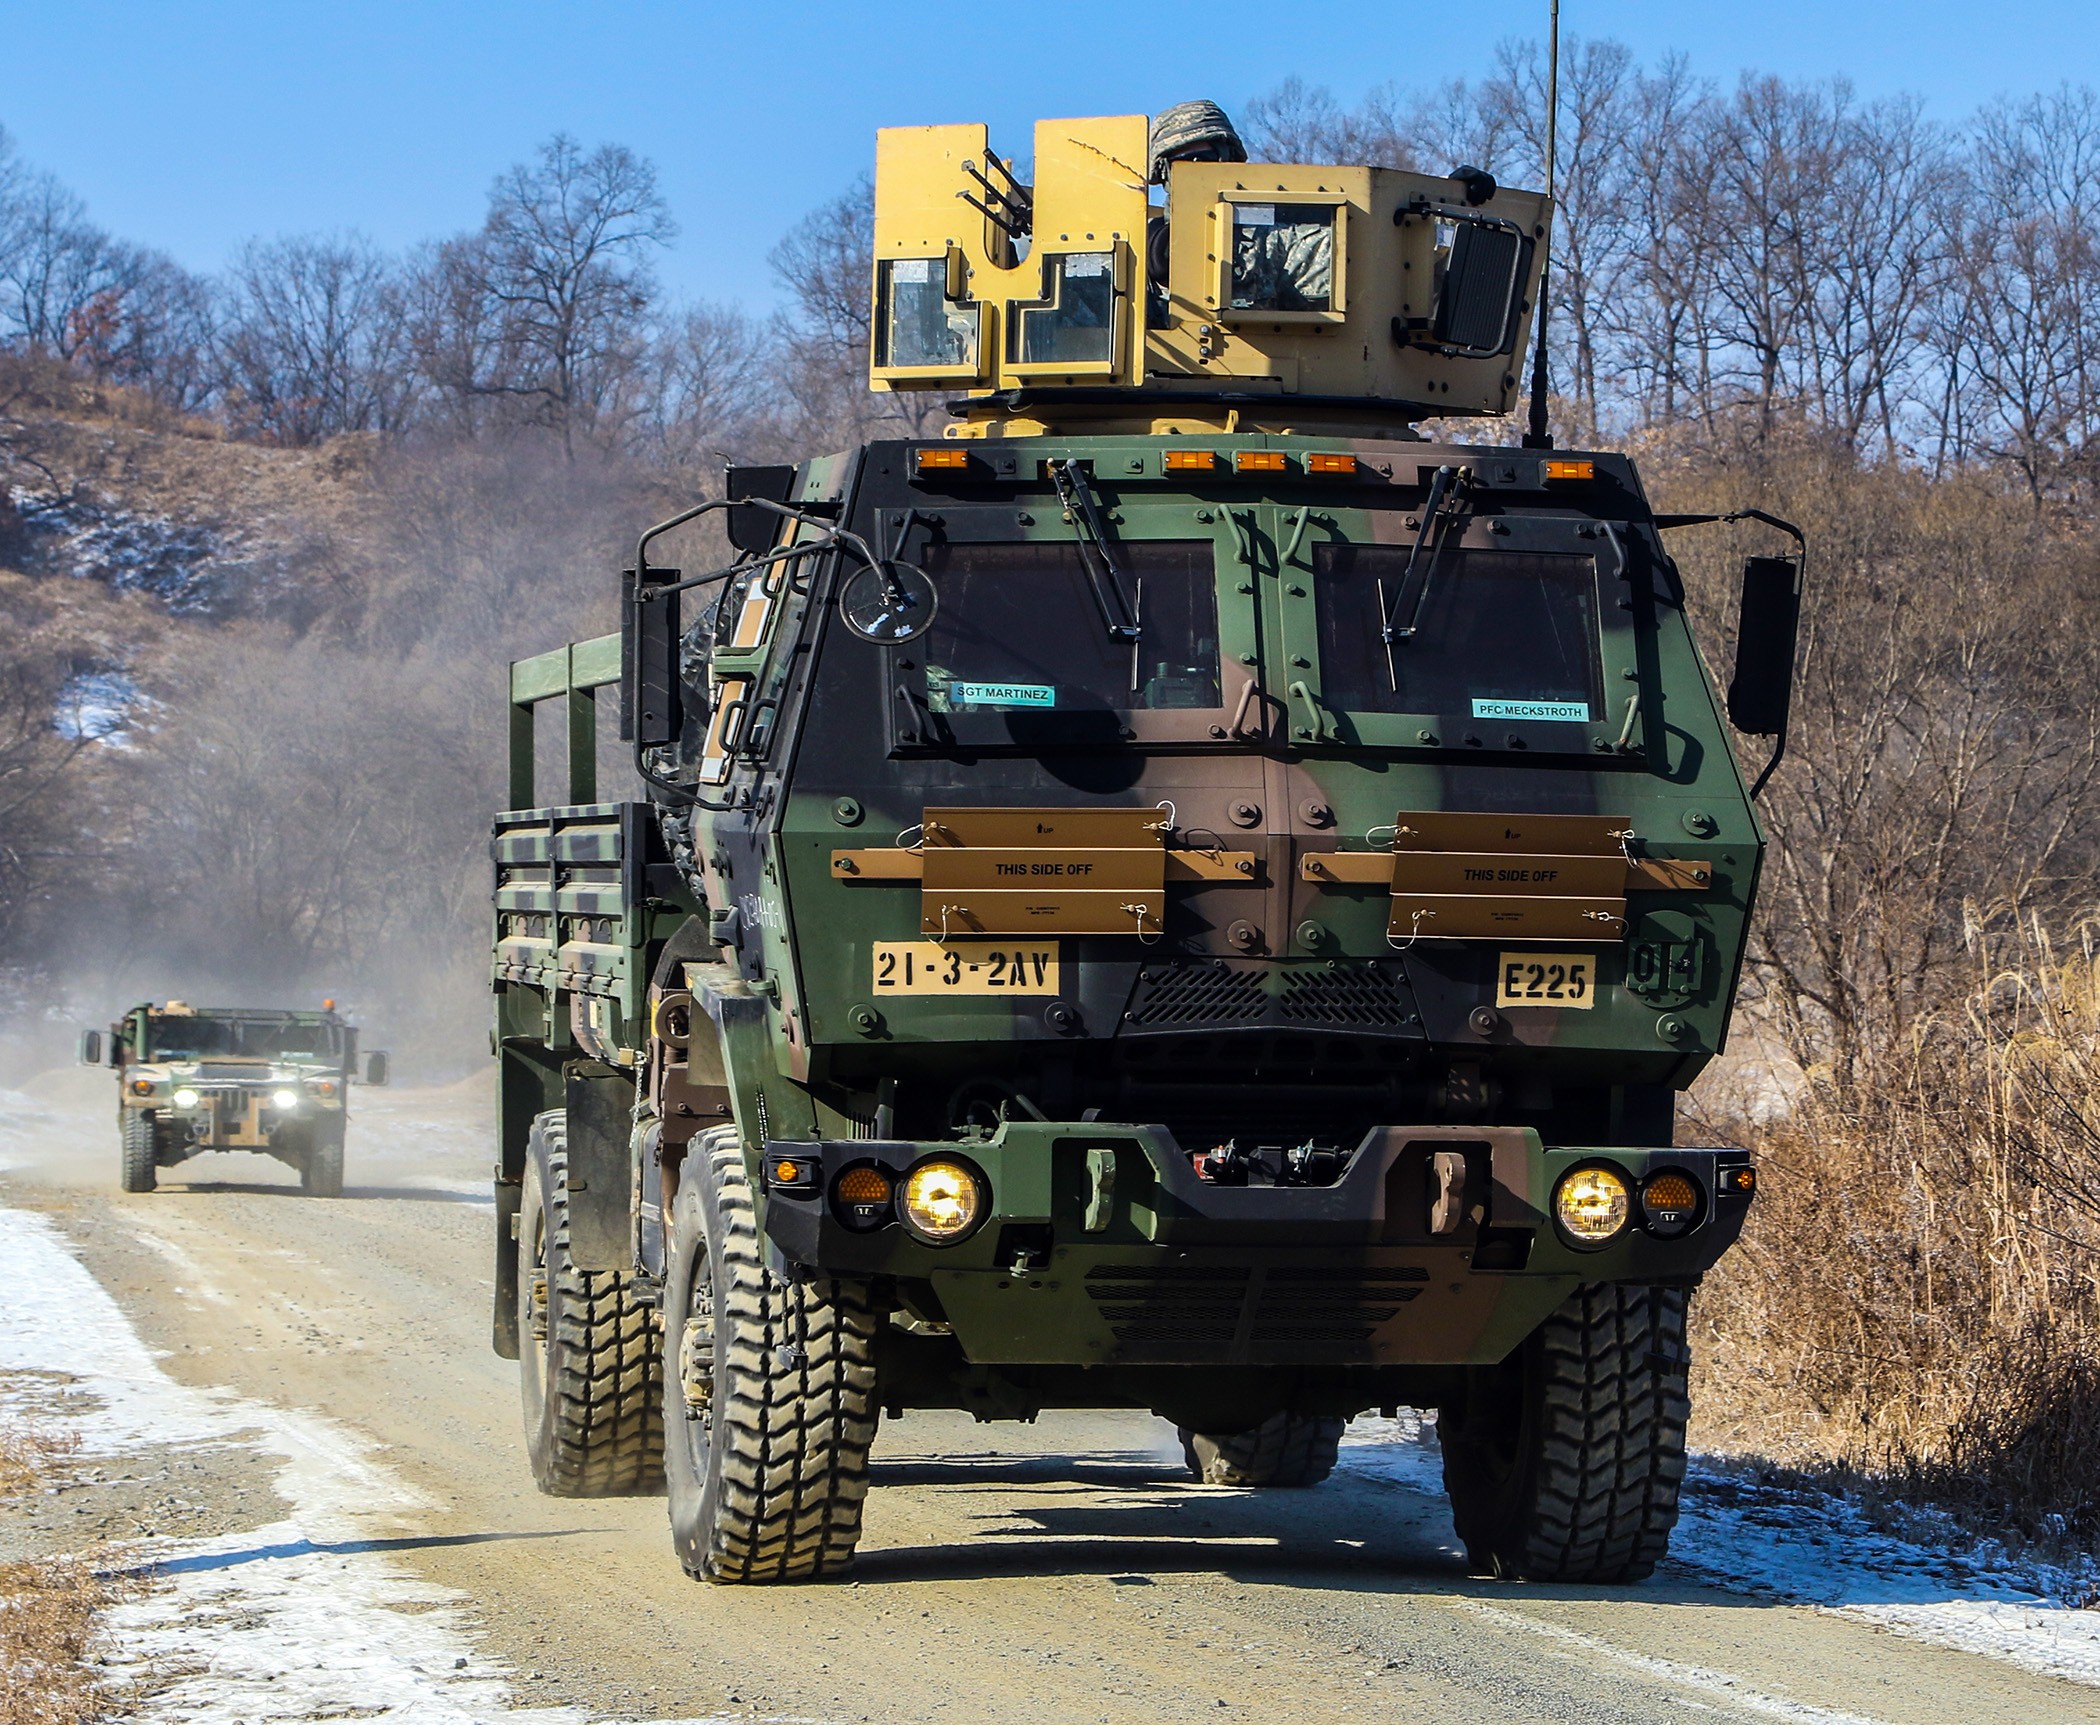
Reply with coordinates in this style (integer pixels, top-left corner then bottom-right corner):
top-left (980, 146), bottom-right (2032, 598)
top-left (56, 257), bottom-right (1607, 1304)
top-left (1522, 0), bottom-right (1560, 449)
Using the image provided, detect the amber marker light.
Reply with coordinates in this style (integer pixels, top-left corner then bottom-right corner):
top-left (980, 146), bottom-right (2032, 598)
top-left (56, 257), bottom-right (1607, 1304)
top-left (833, 1163), bottom-right (894, 1231)
top-left (915, 448), bottom-right (971, 471)
top-left (1639, 1169), bottom-right (1701, 1239)
top-left (1306, 452), bottom-right (1358, 475)
top-left (1234, 450), bottom-right (1289, 473)
top-left (130, 1078), bottom-right (154, 1096)
top-left (1553, 1164), bottom-right (1631, 1247)
top-left (1543, 457), bottom-right (1595, 482)
top-left (901, 1158), bottom-right (987, 1243)
top-left (1163, 450), bottom-right (1217, 472)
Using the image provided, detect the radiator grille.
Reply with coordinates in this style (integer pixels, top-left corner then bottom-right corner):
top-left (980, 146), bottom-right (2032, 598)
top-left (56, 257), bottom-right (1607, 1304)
top-left (1122, 962), bottom-right (1419, 1034)
top-left (1124, 963), bottom-right (1267, 1027)
top-left (1279, 967), bottom-right (1417, 1026)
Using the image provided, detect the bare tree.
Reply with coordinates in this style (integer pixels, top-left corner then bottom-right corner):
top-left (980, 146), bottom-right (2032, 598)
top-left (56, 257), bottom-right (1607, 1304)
top-left (414, 135), bottom-right (674, 457)
top-left (768, 177), bottom-right (929, 444)
top-left (217, 233), bottom-right (413, 444)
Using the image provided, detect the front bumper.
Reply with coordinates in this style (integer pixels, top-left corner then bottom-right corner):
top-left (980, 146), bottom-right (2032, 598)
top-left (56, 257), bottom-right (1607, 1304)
top-left (761, 1123), bottom-right (1752, 1367)
top-left (135, 1087), bottom-right (336, 1149)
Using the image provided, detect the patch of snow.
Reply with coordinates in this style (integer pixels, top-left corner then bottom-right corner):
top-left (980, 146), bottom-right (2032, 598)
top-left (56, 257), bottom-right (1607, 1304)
top-left (1339, 1415), bottom-right (2100, 1689)
top-left (14, 489), bottom-right (293, 614)
top-left (0, 1202), bottom-right (808, 1724)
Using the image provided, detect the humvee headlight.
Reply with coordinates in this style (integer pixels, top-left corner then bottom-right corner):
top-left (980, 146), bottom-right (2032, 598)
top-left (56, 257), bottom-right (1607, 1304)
top-left (1553, 1164), bottom-right (1631, 1247)
top-left (271, 1088), bottom-right (299, 1110)
top-left (172, 1087), bottom-right (200, 1109)
top-left (900, 1158), bottom-right (986, 1244)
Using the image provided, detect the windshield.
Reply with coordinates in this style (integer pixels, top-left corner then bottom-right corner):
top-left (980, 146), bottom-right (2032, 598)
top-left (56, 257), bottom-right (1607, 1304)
top-left (916, 540), bottom-right (1220, 719)
top-left (1313, 544), bottom-right (1604, 722)
top-left (147, 1017), bottom-right (341, 1063)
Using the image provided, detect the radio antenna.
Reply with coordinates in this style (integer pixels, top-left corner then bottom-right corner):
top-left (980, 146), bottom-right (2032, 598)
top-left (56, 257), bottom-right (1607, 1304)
top-left (1522, 0), bottom-right (1560, 450)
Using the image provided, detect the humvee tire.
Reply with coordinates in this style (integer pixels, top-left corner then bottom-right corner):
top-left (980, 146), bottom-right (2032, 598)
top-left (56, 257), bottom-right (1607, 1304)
top-left (1179, 1412), bottom-right (1344, 1487)
top-left (519, 1111), bottom-right (663, 1496)
top-left (299, 1122), bottom-right (345, 1198)
top-left (119, 1111), bottom-right (158, 1193)
top-left (1439, 1284), bottom-right (1690, 1583)
top-left (664, 1124), bottom-right (878, 1582)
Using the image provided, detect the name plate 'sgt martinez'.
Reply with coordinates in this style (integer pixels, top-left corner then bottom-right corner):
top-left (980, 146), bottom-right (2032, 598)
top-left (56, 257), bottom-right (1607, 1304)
top-left (484, 101), bottom-right (1803, 1585)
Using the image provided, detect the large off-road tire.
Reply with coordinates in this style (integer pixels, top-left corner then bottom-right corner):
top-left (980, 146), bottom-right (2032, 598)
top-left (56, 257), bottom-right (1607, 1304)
top-left (1439, 1283), bottom-right (1690, 1584)
top-left (1179, 1412), bottom-right (1345, 1487)
top-left (519, 1110), bottom-right (663, 1496)
top-left (299, 1122), bottom-right (345, 1198)
top-left (119, 1110), bottom-right (158, 1193)
top-left (664, 1124), bottom-right (878, 1582)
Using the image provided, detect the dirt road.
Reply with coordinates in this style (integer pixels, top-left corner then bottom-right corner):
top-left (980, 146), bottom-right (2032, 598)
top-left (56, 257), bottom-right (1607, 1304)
top-left (3, 1068), bottom-right (2094, 1725)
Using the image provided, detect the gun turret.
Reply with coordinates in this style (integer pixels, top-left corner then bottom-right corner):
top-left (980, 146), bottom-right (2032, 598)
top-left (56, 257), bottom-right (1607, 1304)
top-left (870, 109), bottom-right (1550, 431)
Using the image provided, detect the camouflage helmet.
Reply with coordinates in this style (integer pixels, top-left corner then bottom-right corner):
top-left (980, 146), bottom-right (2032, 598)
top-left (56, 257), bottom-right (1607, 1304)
top-left (1148, 100), bottom-right (1246, 185)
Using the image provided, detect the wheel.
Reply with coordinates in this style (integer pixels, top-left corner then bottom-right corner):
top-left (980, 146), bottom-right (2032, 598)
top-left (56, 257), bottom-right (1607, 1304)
top-left (299, 1123), bottom-right (345, 1198)
top-left (519, 1110), bottom-right (663, 1496)
top-left (119, 1110), bottom-right (158, 1193)
top-left (1179, 1411), bottom-right (1344, 1487)
top-left (663, 1124), bottom-right (878, 1582)
top-left (1439, 1283), bottom-right (1690, 1583)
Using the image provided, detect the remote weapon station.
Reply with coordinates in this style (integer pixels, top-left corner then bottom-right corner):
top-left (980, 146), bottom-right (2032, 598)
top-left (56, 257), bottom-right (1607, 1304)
top-left (489, 103), bottom-right (1800, 1582)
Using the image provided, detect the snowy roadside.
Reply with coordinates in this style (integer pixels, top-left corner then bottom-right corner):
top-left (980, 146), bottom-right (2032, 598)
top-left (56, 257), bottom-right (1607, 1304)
top-left (0, 1203), bottom-right (785, 1725)
top-left (1341, 1417), bottom-right (2100, 1687)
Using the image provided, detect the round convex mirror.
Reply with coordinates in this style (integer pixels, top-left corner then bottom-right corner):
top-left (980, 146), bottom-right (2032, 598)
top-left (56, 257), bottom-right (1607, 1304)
top-left (839, 560), bottom-right (939, 644)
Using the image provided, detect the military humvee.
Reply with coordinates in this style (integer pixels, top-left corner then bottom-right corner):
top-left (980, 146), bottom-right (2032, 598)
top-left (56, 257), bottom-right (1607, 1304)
top-left (487, 106), bottom-right (1801, 1584)
top-left (80, 1002), bottom-right (389, 1197)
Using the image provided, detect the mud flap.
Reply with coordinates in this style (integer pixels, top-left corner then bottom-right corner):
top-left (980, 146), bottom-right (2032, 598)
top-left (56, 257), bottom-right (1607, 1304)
top-left (564, 1065), bottom-right (636, 1271)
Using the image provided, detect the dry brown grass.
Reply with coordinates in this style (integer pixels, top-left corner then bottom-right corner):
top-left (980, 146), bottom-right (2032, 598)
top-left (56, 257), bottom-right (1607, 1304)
top-left (0, 1418), bottom-right (129, 1725)
top-left (1692, 908), bottom-right (2100, 1541)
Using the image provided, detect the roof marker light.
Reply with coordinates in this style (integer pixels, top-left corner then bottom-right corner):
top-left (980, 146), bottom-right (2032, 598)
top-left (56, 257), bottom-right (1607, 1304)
top-left (916, 448), bottom-right (971, 471)
top-left (1235, 450), bottom-right (1289, 473)
top-left (1543, 458), bottom-right (1595, 482)
top-left (1164, 450), bottom-right (1218, 472)
top-left (1307, 452), bottom-right (1358, 475)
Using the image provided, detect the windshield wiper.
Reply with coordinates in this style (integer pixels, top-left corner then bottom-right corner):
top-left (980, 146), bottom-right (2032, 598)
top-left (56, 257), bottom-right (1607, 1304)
top-left (1047, 459), bottom-right (1141, 642)
top-left (1381, 462), bottom-right (1470, 689)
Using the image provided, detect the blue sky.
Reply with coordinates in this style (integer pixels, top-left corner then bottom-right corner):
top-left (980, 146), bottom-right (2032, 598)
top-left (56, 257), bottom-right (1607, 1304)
top-left (8, 1), bottom-right (2099, 310)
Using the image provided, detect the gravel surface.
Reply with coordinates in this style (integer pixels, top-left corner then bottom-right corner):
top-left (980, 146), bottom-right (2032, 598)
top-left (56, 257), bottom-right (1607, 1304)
top-left (2, 1067), bottom-right (2095, 1725)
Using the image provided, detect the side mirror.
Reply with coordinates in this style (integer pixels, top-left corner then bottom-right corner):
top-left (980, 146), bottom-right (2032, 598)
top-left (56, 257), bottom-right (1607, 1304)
top-left (622, 571), bottom-right (682, 748)
top-left (78, 1029), bottom-right (102, 1067)
top-left (364, 1050), bottom-right (390, 1087)
top-left (1727, 554), bottom-right (1803, 737)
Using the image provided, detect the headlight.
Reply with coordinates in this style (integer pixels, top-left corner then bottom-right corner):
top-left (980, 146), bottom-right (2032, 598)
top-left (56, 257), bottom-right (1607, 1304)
top-left (1553, 1164), bottom-right (1631, 1247)
top-left (900, 1158), bottom-right (986, 1243)
top-left (172, 1087), bottom-right (200, 1109)
top-left (271, 1088), bottom-right (299, 1110)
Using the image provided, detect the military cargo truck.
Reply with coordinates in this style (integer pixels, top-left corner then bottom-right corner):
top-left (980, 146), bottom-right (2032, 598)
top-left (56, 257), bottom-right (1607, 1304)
top-left (488, 106), bottom-right (1800, 1584)
top-left (81, 1002), bottom-right (389, 1196)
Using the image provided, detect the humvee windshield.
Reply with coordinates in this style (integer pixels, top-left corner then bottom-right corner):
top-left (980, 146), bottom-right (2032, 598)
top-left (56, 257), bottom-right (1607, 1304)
top-left (1313, 545), bottom-right (1604, 723)
top-left (147, 1016), bottom-right (343, 1063)
top-left (917, 540), bottom-right (1220, 716)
